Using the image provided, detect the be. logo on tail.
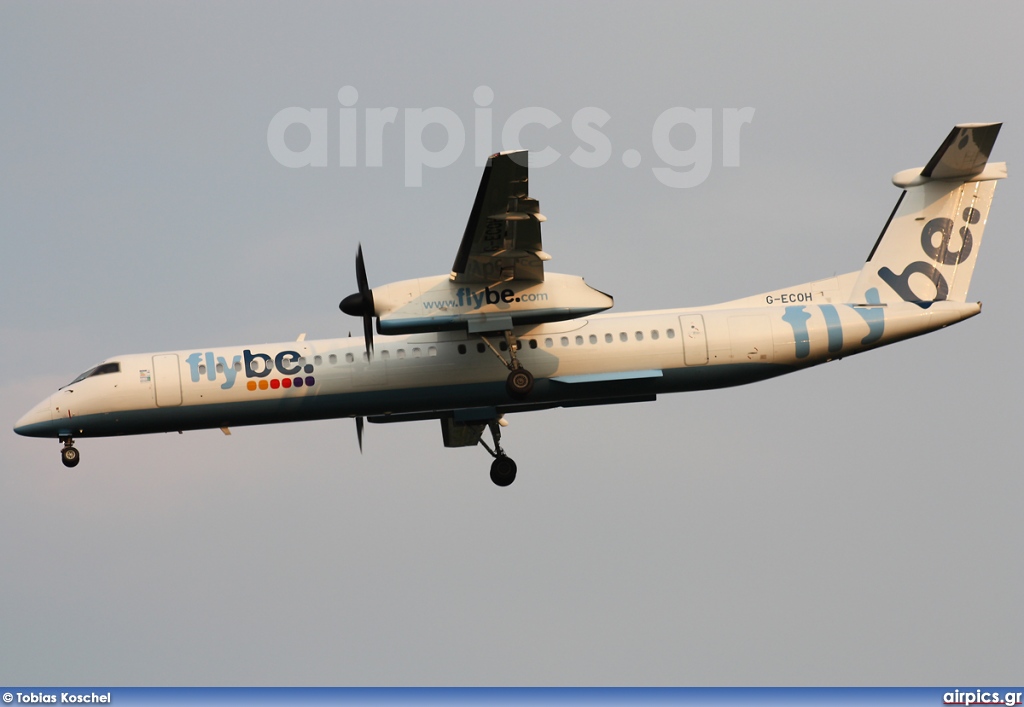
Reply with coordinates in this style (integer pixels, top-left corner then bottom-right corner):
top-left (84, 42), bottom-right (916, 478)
top-left (878, 207), bottom-right (981, 305)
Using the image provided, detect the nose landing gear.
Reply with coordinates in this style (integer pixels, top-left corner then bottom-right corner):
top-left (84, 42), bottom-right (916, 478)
top-left (60, 437), bottom-right (80, 468)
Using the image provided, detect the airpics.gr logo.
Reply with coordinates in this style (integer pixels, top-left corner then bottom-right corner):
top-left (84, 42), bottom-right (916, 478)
top-left (185, 350), bottom-right (316, 391)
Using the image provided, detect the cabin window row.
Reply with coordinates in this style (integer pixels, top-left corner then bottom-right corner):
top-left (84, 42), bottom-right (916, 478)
top-left (454, 328), bottom-right (676, 354)
top-left (339, 348), bottom-right (438, 363)
top-left (198, 328), bottom-right (675, 373)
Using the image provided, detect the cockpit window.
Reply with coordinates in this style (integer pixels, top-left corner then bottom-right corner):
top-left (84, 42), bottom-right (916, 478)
top-left (66, 362), bottom-right (121, 387)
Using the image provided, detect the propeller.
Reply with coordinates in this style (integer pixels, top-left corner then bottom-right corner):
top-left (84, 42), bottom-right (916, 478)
top-left (339, 244), bottom-right (375, 358)
top-left (356, 416), bottom-right (364, 453)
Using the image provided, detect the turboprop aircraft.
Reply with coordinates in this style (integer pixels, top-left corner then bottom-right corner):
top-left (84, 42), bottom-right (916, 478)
top-left (14, 123), bottom-right (1005, 486)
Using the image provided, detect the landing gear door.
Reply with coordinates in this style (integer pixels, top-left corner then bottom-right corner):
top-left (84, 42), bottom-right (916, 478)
top-left (153, 354), bottom-right (183, 407)
top-left (679, 314), bottom-right (708, 366)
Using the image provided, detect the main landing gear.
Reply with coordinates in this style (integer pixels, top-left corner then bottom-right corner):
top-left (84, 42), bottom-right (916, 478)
top-left (60, 437), bottom-right (80, 468)
top-left (480, 419), bottom-right (517, 487)
top-left (479, 331), bottom-right (534, 399)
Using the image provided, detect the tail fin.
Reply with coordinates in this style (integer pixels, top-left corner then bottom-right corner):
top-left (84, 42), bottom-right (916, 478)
top-left (849, 123), bottom-right (1005, 305)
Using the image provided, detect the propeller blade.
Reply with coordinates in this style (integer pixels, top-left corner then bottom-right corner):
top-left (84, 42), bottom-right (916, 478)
top-left (339, 244), bottom-right (375, 359)
top-left (356, 244), bottom-right (374, 357)
top-left (362, 313), bottom-right (374, 357)
top-left (356, 244), bottom-right (369, 293)
top-left (356, 416), bottom-right (364, 453)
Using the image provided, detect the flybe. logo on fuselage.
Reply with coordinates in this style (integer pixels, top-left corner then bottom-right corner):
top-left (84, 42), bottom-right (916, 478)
top-left (422, 286), bottom-right (549, 312)
top-left (185, 350), bottom-right (316, 391)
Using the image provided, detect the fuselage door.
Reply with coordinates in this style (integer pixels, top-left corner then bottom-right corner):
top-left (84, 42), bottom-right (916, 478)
top-left (153, 354), bottom-right (183, 407)
top-left (679, 314), bottom-right (708, 365)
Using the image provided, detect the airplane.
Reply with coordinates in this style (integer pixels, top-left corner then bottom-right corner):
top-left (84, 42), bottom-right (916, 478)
top-left (14, 123), bottom-right (1005, 486)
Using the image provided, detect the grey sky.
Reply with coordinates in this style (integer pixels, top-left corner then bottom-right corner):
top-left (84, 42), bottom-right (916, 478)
top-left (1, 0), bottom-right (1021, 685)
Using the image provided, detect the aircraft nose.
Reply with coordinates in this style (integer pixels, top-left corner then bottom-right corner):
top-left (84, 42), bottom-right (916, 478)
top-left (14, 394), bottom-right (55, 437)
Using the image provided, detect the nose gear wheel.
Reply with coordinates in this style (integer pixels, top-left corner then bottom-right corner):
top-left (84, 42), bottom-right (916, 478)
top-left (60, 437), bottom-right (80, 468)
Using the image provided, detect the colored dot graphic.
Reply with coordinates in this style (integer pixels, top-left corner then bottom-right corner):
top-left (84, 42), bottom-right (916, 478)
top-left (246, 376), bottom-right (315, 392)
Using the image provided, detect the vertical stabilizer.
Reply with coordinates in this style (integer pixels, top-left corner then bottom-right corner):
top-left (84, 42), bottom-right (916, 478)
top-left (849, 123), bottom-right (1005, 305)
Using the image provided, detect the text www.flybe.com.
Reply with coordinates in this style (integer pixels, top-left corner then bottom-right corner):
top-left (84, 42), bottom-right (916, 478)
top-left (422, 287), bottom-right (549, 310)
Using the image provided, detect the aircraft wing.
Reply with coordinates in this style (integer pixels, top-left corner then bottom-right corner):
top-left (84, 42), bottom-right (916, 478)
top-left (450, 151), bottom-right (548, 284)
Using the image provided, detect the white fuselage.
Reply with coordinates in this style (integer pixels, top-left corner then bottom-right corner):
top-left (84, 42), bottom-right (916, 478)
top-left (14, 298), bottom-right (979, 440)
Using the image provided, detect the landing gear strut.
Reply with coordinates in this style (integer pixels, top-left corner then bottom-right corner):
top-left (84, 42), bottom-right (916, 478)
top-left (480, 419), bottom-right (517, 487)
top-left (479, 331), bottom-right (534, 399)
top-left (60, 437), bottom-right (80, 468)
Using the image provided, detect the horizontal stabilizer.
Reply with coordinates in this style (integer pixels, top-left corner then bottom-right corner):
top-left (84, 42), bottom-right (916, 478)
top-left (892, 123), bottom-right (1003, 187)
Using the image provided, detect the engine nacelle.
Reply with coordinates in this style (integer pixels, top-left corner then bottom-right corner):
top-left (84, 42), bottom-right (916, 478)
top-left (371, 272), bottom-right (613, 334)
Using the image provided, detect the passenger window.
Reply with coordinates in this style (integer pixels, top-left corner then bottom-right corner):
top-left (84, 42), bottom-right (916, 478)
top-left (381, 350), bottom-right (390, 360)
top-left (458, 344), bottom-right (467, 354)
top-left (329, 354), bottom-right (337, 364)
top-left (605, 333), bottom-right (613, 343)
top-left (314, 355), bottom-right (322, 365)
top-left (346, 353), bottom-right (355, 363)
top-left (635, 331), bottom-right (644, 341)
top-left (667, 329), bottom-right (676, 339)
top-left (560, 337), bottom-right (569, 346)
top-left (575, 336), bottom-right (584, 345)
top-left (589, 335), bottom-right (597, 344)
top-left (216, 362), bottom-right (224, 373)
top-left (651, 330), bottom-right (660, 340)
top-left (528, 339), bottom-right (538, 349)
top-left (620, 332), bottom-right (628, 342)
top-left (428, 347), bottom-right (437, 357)
top-left (545, 338), bottom-right (554, 348)
top-left (477, 343), bottom-right (486, 353)
top-left (412, 348), bottom-right (422, 357)
top-left (396, 349), bottom-right (406, 359)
